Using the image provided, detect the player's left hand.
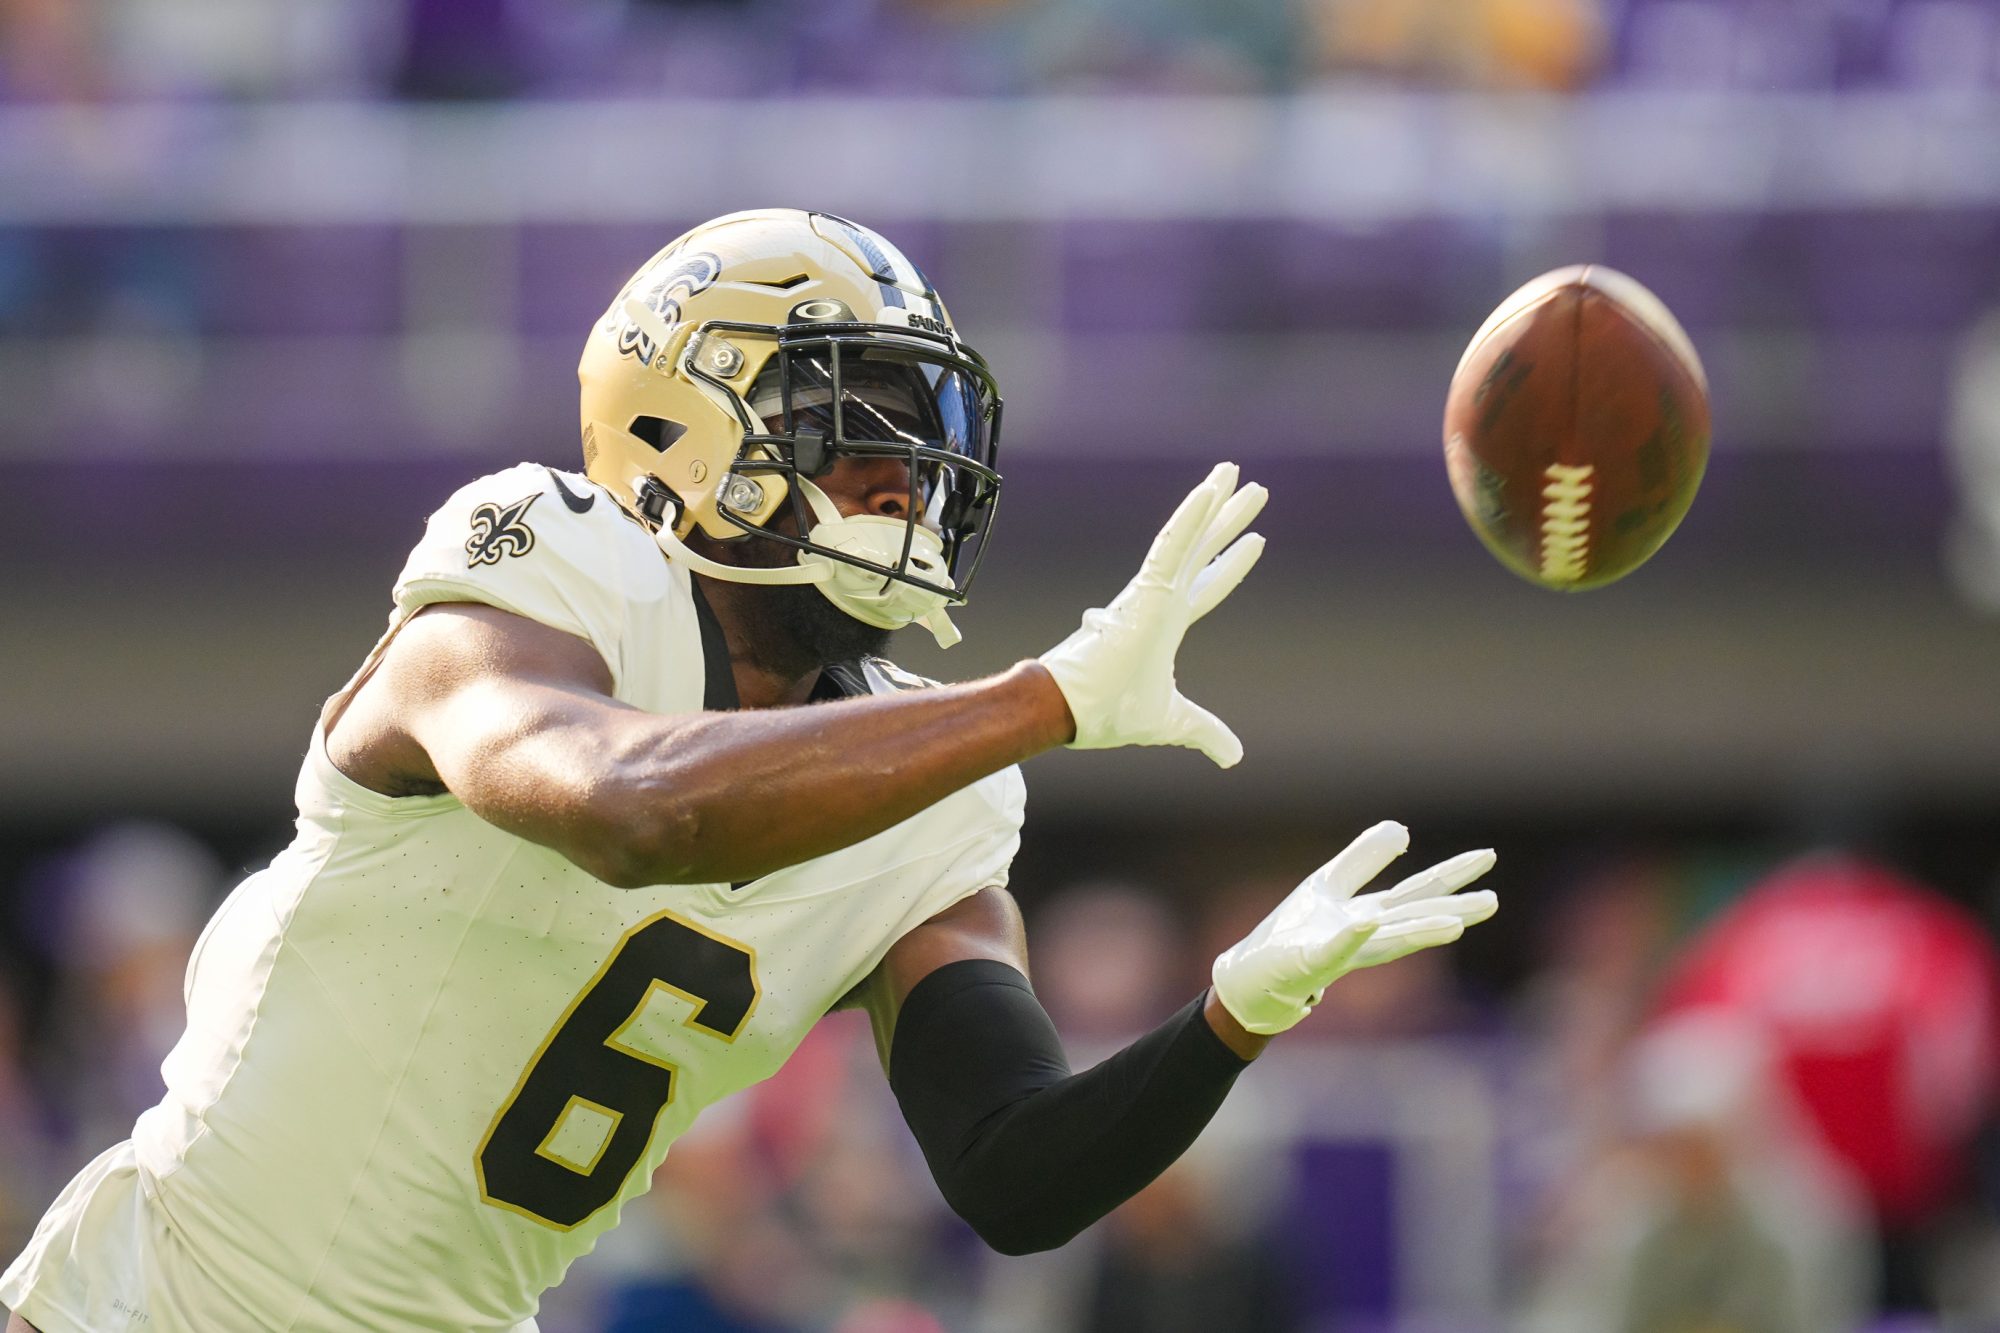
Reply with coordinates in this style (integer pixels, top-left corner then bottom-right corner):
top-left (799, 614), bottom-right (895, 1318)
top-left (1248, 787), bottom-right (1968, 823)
top-left (1037, 462), bottom-right (1266, 768)
top-left (1210, 821), bottom-right (1498, 1036)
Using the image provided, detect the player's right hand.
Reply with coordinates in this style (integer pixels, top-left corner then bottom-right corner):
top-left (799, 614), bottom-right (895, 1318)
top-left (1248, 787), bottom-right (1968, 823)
top-left (1210, 821), bottom-right (1499, 1035)
top-left (1037, 463), bottom-right (1266, 767)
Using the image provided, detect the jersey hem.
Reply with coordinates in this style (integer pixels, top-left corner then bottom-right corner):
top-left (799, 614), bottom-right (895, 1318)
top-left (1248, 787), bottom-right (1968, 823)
top-left (1, 1287), bottom-right (89, 1333)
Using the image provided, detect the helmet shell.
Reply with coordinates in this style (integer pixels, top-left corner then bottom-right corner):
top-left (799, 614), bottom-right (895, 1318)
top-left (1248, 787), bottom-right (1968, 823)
top-left (579, 209), bottom-right (960, 540)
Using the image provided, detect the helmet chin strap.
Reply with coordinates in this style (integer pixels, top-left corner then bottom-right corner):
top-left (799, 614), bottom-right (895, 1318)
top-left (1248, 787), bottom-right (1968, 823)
top-left (652, 521), bottom-right (830, 586)
top-left (916, 610), bottom-right (962, 649)
top-left (651, 480), bottom-right (962, 649)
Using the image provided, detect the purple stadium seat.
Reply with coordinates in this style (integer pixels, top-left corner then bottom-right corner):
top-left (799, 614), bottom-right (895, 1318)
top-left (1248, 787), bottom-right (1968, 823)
top-left (1883, 0), bottom-right (2000, 89)
top-left (1056, 222), bottom-right (1212, 333)
top-left (1800, 211), bottom-right (2000, 331)
top-left (199, 226), bottom-right (403, 337)
top-left (1599, 213), bottom-right (1766, 333)
top-left (1271, 219), bottom-right (1505, 333)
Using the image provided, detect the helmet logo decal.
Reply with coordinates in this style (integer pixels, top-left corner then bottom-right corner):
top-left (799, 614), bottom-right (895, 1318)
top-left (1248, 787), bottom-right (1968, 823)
top-left (615, 251), bottom-right (723, 367)
top-left (465, 493), bottom-right (541, 567)
top-left (791, 299), bottom-right (853, 323)
top-left (545, 469), bottom-right (597, 514)
top-left (891, 308), bottom-right (954, 338)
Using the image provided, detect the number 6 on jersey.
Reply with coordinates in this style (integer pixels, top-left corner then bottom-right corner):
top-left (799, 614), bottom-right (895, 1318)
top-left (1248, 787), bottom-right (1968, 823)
top-left (477, 911), bottom-right (760, 1230)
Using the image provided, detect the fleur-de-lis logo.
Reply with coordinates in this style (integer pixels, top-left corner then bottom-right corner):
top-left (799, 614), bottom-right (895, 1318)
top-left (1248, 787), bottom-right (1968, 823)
top-left (465, 493), bottom-right (540, 567)
top-left (614, 250), bottom-right (723, 367)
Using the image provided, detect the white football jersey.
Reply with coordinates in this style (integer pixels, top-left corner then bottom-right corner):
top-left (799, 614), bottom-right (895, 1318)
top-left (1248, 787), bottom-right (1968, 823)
top-left (10, 465), bottom-right (1025, 1332)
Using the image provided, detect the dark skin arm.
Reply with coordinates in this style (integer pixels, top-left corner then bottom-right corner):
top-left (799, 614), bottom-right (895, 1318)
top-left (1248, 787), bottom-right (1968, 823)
top-left (851, 887), bottom-right (1269, 1064)
top-left (327, 602), bottom-right (1260, 1052)
top-left (324, 601), bottom-right (1074, 888)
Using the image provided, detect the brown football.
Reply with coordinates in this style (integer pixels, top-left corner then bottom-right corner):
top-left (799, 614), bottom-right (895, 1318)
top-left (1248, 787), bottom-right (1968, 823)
top-left (1443, 265), bottom-right (1710, 590)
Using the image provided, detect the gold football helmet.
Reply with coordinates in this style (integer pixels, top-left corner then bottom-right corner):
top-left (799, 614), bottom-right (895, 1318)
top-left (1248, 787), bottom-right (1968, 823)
top-left (579, 209), bottom-right (1002, 647)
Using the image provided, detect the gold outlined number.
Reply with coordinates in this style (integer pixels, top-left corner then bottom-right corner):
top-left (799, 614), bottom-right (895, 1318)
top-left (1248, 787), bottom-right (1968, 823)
top-left (477, 910), bottom-right (760, 1230)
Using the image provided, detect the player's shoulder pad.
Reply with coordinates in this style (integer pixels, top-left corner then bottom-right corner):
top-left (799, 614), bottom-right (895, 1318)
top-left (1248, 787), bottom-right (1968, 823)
top-left (391, 464), bottom-right (660, 681)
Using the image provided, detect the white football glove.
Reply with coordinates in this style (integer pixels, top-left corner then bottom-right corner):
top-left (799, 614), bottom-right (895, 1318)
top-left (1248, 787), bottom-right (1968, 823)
top-left (1211, 821), bottom-right (1500, 1036)
top-left (1038, 462), bottom-right (1267, 768)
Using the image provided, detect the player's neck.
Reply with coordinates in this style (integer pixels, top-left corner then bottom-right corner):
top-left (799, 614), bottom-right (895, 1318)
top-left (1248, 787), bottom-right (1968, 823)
top-left (731, 654), bottom-right (822, 710)
top-left (693, 576), bottom-right (824, 709)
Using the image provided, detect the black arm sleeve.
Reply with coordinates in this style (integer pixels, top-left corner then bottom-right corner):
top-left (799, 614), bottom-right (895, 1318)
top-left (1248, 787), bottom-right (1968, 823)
top-left (886, 958), bottom-right (1250, 1256)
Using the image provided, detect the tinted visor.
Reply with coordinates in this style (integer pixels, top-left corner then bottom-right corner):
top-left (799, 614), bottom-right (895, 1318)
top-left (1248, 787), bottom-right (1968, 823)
top-left (743, 332), bottom-right (1002, 594)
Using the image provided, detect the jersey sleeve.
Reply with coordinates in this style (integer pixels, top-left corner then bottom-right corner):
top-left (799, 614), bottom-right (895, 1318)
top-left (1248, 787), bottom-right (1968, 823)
top-left (946, 766), bottom-right (1027, 896)
top-left (837, 655), bottom-right (1025, 898)
top-left (391, 464), bottom-right (631, 691)
top-left (903, 768), bottom-right (1028, 959)
top-left (858, 656), bottom-right (1028, 901)
top-left (839, 764), bottom-right (1027, 1003)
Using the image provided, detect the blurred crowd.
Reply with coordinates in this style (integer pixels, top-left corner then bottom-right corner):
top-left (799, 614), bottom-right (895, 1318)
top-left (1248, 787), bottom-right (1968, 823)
top-left (7, 0), bottom-right (1999, 105)
top-left (3, 821), bottom-right (1998, 1333)
top-left (0, 0), bottom-right (1600, 102)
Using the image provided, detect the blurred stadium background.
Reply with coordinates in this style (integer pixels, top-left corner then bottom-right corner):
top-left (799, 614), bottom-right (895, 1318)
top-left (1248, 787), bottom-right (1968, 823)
top-left (6, 0), bottom-right (2000, 1330)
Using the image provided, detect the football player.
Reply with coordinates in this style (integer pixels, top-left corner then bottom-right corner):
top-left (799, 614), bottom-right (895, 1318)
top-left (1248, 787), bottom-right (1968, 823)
top-left (1, 209), bottom-right (1498, 1333)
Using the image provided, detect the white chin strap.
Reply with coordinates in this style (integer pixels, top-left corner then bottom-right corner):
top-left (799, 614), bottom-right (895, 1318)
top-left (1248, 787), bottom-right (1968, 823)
top-left (651, 480), bottom-right (962, 649)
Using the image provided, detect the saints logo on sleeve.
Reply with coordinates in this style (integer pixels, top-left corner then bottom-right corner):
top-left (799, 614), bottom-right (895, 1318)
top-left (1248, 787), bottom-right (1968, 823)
top-left (466, 493), bottom-right (542, 567)
top-left (396, 462), bottom-right (666, 707)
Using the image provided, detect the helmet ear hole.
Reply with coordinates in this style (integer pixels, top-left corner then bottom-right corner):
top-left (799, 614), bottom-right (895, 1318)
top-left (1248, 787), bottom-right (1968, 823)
top-left (629, 416), bottom-right (688, 452)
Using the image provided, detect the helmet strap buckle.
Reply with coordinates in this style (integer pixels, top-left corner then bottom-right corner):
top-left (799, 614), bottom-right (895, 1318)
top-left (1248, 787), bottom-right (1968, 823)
top-left (635, 479), bottom-right (678, 528)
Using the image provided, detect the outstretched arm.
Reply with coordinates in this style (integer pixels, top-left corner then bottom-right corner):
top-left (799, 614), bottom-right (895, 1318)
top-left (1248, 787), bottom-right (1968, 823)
top-left (332, 603), bottom-right (1070, 888)
top-left (852, 888), bottom-right (1258, 1256)
top-left (860, 824), bottom-right (1498, 1255)
top-left (331, 463), bottom-right (1266, 889)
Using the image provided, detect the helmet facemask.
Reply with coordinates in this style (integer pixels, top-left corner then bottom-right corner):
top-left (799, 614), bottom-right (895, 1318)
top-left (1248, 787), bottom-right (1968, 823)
top-left (651, 317), bottom-right (1003, 649)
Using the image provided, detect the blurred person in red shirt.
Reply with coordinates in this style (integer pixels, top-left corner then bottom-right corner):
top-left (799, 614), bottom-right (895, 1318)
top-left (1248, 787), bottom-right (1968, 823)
top-left (1655, 852), bottom-right (2000, 1313)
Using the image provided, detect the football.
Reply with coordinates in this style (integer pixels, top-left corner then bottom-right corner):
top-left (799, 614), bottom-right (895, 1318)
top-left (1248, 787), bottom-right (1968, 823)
top-left (1443, 265), bottom-right (1710, 590)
